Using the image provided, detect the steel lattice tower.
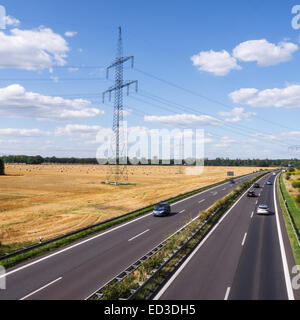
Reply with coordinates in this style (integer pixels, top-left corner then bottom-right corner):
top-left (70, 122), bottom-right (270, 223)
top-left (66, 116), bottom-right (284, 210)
top-left (103, 27), bottom-right (138, 185)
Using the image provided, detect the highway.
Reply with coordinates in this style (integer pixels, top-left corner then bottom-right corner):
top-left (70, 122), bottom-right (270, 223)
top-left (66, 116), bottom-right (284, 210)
top-left (0, 172), bottom-right (259, 300)
top-left (155, 172), bottom-right (299, 300)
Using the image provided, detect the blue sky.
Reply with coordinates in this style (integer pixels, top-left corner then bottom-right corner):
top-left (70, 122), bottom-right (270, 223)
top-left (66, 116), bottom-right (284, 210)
top-left (0, 0), bottom-right (300, 159)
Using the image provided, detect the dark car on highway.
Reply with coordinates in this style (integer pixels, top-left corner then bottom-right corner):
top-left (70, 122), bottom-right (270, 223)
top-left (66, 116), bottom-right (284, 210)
top-left (229, 180), bottom-right (235, 184)
top-left (247, 190), bottom-right (256, 197)
top-left (253, 183), bottom-right (260, 188)
top-left (153, 202), bottom-right (171, 217)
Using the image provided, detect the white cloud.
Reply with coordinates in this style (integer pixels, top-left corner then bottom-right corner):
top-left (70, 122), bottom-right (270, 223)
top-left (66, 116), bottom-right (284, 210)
top-left (144, 114), bottom-right (222, 127)
top-left (64, 31), bottom-right (77, 37)
top-left (0, 128), bottom-right (49, 137)
top-left (55, 124), bottom-right (101, 137)
top-left (50, 76), bottom-right (59, 83)
top-left (214, 136), bottom-right (236, 148)
top-left (5, 16), bottom-right (21, 27)
top-left (0, 27), bottom-right (69, 70)
top-left (218, 107), bottom-right (256, 122)
top-left (252, 131), bottom-right (300, 142)
top-left (68, 67), bottom-right (79, 72)
top-left (191, 50), bottom-right (241, 76)
top-left (0, 84), bottom-right (104, 121)
top-left (233, 39), bottom-right (298, 66)
top-left (123, 109), bottom-right (133, 117)
top-left (229, 84), bottom-right (300, 108)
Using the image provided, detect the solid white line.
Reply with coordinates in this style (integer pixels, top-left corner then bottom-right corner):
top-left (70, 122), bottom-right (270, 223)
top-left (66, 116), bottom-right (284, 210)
top-left (128, 229), bottom-right (150, 242)
top-left (241, 233), bottom-right (247, 246)
top-left (224, 287), bottom-right (231, 300)
top-left (273, 174), bottom-right (295, 300)
top-left (20, 277), bottom-right (62, 300)
top-left (198, 199), bottom-right (206, 204)
top-left (170, 179), bottom-right (232, 207)
top-left (153, 176), bottom-right (266, 300)
top-left (180, 210), bottom-right (186, 214)
top-left (0, 172), bottom-right (257, 281)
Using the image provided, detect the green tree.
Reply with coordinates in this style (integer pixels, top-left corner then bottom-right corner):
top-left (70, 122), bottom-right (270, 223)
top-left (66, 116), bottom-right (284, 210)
top-left (0, 159), bottom-right (4, 175)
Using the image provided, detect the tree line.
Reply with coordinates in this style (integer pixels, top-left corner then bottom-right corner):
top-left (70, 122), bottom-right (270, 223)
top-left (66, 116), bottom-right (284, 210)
top-left (0, 159), bottom-right (4, 175)
top-left (0, 155), bottom-right (299, 168)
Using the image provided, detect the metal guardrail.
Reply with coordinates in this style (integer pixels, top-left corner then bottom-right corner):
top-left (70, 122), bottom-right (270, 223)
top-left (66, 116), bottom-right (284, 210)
top-left (0, 173), bottom-right (254, 261)
top-left (278, 174), bottom-right (300, 247)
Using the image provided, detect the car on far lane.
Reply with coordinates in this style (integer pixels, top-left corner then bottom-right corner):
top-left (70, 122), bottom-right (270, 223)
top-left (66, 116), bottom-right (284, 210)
top-left (229, 180), bottom-right (235, 184)
top-left (153, 202), bottom-right (171, 217)
top-left (266, 180), bottom-right (273, 185)
top-left (247, 190), bottom-right (256, 197)
top-left (257, 204), bottom-right (270, 215)
top-left (253, 183), bottom-right (260, 188)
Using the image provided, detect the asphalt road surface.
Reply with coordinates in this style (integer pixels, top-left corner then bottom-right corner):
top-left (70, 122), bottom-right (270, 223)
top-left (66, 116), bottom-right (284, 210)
top-left (155, 172), bottom-right (299, 300)
top-left (0, 172), bottom-right (259, 300)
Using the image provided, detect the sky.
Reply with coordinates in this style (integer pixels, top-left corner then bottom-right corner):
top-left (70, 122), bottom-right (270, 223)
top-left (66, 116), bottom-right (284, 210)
top-left (0, 0), bottom-right (300, 159)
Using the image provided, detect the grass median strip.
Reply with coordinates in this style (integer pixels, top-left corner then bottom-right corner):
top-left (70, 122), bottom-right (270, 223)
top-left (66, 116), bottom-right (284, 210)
top-left (277, 175), bottom-right (300, 265)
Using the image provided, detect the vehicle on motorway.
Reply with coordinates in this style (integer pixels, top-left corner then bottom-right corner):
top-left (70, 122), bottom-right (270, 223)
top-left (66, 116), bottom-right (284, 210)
top-left (253, 183), bottom-right (260, 188)
top-left (273, 172), bottom-right (276, 176)
top-left (153, 202), bottom-right (171, 217)
top-left (247, 190), bottom-right (256, 197)
top-left (229, 180), bottom-right (235, 184)
top-left (266, 180), bottom-right (273, 185)
top-left (257, 204), bottom-right (270, 215)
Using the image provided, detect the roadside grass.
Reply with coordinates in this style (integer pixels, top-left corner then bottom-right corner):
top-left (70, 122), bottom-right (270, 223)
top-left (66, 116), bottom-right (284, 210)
top-left (278, 175), bottom-right (300, 265)
top-left (0, 175), bottom-right (249, 269)
top-left (0, 241), bottom-right (35, 257)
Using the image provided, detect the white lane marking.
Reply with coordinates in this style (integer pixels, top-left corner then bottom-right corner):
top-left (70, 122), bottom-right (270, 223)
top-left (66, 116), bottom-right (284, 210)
top-left (241, 233), bottom-right (247, 246)
top-left (224, 287), bottom-right (231, 300)
top-left (180, 210), bottom-right (186, 214)
top-left (153, 175), bottom-right (266, 300)
top-left (0, 172), bottom-right (257, 281)
top-left (211, 192), bottom-right (218, 196)
top-left (169, 179), bottom-right (234, 207)
top-left (273, 174), bottom-right (295, 300)
top-left (222, 188), bottom-right (226, 191)
top-left (128, 229), bottom-right (150, 242)
top-left (251, 211), bottom-right (254, 219)
top-left (198, 199), bottom-right (206, 204)
top-left (256, 200), bottom-right (258, 205)
top-left (20, 277), bottom-right (62, 300)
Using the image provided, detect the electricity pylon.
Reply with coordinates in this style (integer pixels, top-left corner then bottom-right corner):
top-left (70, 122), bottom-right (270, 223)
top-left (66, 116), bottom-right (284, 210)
top-left (103, 27), bottom-right (138, 185)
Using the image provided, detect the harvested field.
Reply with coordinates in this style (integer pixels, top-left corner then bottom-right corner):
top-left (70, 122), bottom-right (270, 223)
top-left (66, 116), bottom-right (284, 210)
top-left (0, 164), bottom-right (264, 244)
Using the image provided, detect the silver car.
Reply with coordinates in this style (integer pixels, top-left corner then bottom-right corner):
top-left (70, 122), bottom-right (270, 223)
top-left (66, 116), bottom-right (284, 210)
top-left (257, 204), bottom-right (270, 215)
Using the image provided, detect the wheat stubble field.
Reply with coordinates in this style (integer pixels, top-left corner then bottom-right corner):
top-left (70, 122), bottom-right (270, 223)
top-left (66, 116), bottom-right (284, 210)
top-left (0, 164), bottom-right (263, 245)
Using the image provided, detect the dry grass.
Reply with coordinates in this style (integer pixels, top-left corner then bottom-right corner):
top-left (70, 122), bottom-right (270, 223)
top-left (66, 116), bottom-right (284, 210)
top-left (0, 164), bottom-right (263, 244)
top-left (284, 171), bottom-right (300, 196)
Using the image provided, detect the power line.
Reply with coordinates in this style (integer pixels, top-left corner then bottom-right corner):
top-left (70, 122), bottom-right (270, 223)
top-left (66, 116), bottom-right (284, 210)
top-left (137, 90), bottom-right (293, 148)
top-left (134, 67), bottom-right (298, 132)
top-left (127, 92), bottom-right (291, 150)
